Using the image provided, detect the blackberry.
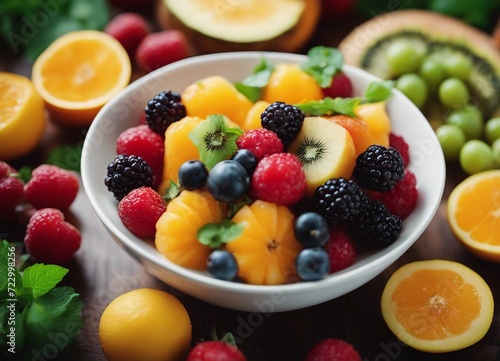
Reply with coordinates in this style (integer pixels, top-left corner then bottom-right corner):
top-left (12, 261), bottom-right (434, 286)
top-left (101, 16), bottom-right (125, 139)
top-left (346, 199), bottom-right (402, 248)
top-left (353, 145), bottom-right (405, 192)
top-left (313, 178), bottom-right (364, 225)
top-left (105, 154), bottom-right (154, 201)
top-left (260, 101), bottom-right (304, 146)
top-left (144, 90), bottom-right (186, 135)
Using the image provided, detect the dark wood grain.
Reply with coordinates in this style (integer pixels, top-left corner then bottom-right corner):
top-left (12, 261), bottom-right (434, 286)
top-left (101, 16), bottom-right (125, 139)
top-left (1, 11), bottom-right (499, 361)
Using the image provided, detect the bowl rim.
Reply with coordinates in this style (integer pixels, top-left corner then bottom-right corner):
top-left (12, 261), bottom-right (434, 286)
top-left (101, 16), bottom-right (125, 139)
top-left (81, 51), bottom-right (446, 297)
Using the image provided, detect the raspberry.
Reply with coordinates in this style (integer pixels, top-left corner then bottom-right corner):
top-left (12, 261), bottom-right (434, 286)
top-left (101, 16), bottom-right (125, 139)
top-left (251, 153), bottom-right (306, 206)
top-left (260, 101), bottom-right (305, 146)
top-left (389, 133), bottom-right (410, 167)
top-left (369, 169), bottom-right (418, 220)
top-left (236, 128), bottom-right (283, 161)
top-left (313, 178), bottom-right (364, 225)
top-left (105, 154), bottom-right (154, 201)
top-left (144, 90), bottom-right (186, 135)
top-left (186, 340), bottom-right (247, 361)
top-left (322, 72), bottom-right (353, 99)
top-left (353, 145), bottom-right (405, 192)
top-left (116, 124), bottom-right (165, 188)
top-left (24, 164), bottom-right (79, 210)
top-left (305, 338), bottom-right (361, 361)
top-left (136, 30), bottom-right (190, 72)
top-left (0, 162), bottom-right (24, 221)
top-left (104, 12), bottom-right (149, 57)
top-left (24, 208), bottom-right (81, 265)
top-left (325, 227), bottom-right (356, 273)
top-left (118, 186), bottom-right (166, 238)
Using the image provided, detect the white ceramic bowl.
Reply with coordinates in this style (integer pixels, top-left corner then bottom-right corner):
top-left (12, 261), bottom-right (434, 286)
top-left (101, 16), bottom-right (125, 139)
top-left (81, 52), bottom-right (445, 312)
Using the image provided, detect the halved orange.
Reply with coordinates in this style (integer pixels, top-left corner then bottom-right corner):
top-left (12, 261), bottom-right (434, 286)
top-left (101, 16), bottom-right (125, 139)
top-left (32, 30), bottom-right (131, 127)
top-left (0, 72), bottom-right (46, 161)
top-left (381, 260), bottom-right (494, 353)
top-left (447, 170), bottom-right (500, 262)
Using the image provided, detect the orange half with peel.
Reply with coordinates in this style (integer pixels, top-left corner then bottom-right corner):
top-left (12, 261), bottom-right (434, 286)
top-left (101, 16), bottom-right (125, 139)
top-left (32, 30), bottom-right (131, 127)
top-left (447, 169), bottom-right (500, 262)
top-left (381, 259), bottom-right (494, 353)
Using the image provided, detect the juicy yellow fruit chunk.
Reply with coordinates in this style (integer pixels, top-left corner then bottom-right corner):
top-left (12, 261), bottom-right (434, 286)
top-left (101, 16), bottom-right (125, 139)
top-left (381, 260), bottom-right (494, 353)
top-left (288, 116), bottom-right (356, 197)
top-left (262, 63), bottom-right (323, 104)
top-left (243, 100), bottom-right (270, 131)
top-left (155, 190), bottom-right (226, 270)
top-left (227, 200), bottom-right (303, 285)
top-left (182, 75), bottom-right (253, 127)
top-left (354, 101), bottom-right (391, 135)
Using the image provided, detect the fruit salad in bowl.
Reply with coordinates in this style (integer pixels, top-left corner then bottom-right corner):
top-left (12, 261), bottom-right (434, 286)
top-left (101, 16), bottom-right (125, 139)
top-left (81, 49), bottom-right (445, 312)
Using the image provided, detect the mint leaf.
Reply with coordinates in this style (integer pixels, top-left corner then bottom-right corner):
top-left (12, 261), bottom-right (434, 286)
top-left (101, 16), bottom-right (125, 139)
top-left (197, 221), bottom-right (243, 249)
top-left (235, 57), bottom-right (274, 101)
top-left (295, 97), bottom-right (362, 117)
top-left (300, 46), bottom-right (344, 88)
top-left (363, 80), bottom-right (394, 104)
top-left (46, 143), bottom-right (82, 172)
top-left (22, 264), bottom-right (69, 298)
top-left (234, 83), bottom-right (261, 103)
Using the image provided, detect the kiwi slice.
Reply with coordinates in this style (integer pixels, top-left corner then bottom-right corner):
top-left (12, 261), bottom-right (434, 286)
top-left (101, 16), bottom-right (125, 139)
top-left (188, 114), bottom-right (243, 170)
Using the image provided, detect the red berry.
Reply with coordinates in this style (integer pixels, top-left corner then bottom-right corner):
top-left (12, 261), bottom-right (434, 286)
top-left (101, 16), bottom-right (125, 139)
top-left (236, 128), bottom-right (284, 161)
top-left (118, 186), bottom-right (166, 238)
top-left (24, 165), bottom-right (79, 210)
top-left (305, 338), bottom-right (361, 361)
top-left (251, 153), bottom-right (306, 206)
top-left (104, 12), bottom-right (150, 57)
top-left (0, 162), bottom-right (24, 221)
top-left (24, 208), bottom-right (81, 265)
top-left (136, 30), bottom-right (190, 72)
top-left (369, 169), bottom-right (418, 220)
top-left (322, 72), bottom-right (353, 99)
top-left (389, 133), bottom-right (410, 167)
top-left (325, 227), bottom-right (356, 273)
top-left (186, 341), bottom-right (246, 361)
top-left (116, 124), bottom-right (164, 188)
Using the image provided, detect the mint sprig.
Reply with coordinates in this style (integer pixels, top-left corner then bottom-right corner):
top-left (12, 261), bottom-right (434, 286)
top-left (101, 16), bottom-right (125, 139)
top-left (197, 221), bottom-right (243, 249)
top-left (234, 57), bottom-right (274, 102)
top-left (300, 46), bottom-right (344, 88)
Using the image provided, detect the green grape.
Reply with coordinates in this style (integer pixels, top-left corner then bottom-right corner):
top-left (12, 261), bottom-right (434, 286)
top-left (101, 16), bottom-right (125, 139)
top-left (419, 58), bottom-right (446, 93)
top-left (386, 42), bottom-right (422, 76)
top-left (443, 53), bottom-right (472, 81)
top-left (485, 117), bottom-right (500, 144)
top-left (395, 73), bottom-right (428, 109)
top-left (438, 78), bottom-right (470, 108)
top-left (446, 105), bottom-right (484, 140)
top-left (459, 139), bottom-right (495, 175)
top-left (436, 124), bottom-right (466, 161)
top-left (492, 138), bottom-right (500, 167)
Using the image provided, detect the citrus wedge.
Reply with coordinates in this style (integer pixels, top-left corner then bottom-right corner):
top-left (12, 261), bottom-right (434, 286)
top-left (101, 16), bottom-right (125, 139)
top-left (32, 30), bottom-right (131, 127)
top-left (447, 170), bottom-right (500, 262)
top-left (0, 72), bottom-right (46, 161)
top-left (381, 260), bottom-right (494, 353)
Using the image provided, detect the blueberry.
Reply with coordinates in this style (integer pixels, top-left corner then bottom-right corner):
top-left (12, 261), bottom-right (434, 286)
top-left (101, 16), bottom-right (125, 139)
top-left (294, 212), bottom-right (330, 248)
top-left (207, 250), bottom-right (238, 281)
top-left (207, 160), bottom-right (250, 203)
top-left (178, 160), bottom-right (208, 190)
top-left (231, 149), bottom-right (257, 176)
top-left (296, 248), bottom-right (330, 281)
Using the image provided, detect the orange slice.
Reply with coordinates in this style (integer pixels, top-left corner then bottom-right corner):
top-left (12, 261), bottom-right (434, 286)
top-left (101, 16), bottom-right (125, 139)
top-left (32, 30), bottom-right (131, 127)
top-left (447, 170), bottom-right (500, 262)
top-left (381, 260), bottom-right (494, 353)
top-left (0, 72), bottom-right (46, 161)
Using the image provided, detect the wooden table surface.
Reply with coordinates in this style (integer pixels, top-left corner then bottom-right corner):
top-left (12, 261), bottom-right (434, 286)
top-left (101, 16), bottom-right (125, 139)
top-left (1, 9), bottom-right (500, 361)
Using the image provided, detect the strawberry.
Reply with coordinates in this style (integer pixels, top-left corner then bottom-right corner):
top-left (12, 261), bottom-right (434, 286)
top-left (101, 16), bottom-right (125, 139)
top-left (24, 208), bottom-right (81, 265)
top-left (118, 186), bottom-right (166, 238)
top-left (236, 128), bottom-right (284, 161)
top-left (325, 226), bottom-right (356, 273)
top-left (322, 72), bottom-right (353, 99)
top-left (186, 341), bottom-right (246, 361)
top-left (0, 161), bottom-right (24, 221)
top-left (305, 338), bottom-right (361, 361)
top-left (250, 152), bottom-right (306, 206)
top-left (24, 164), bottom-right (79, 210)
top-left (104, 12), bottom-right (150, 58)
top-left (116, 124), bottom-right (165, 189)
top-left (136, 30), bottom-right (190, 72)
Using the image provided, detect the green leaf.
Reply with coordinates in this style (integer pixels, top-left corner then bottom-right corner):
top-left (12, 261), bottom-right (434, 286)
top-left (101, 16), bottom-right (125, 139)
top-left (235, 57), bottom-right (274, 101)
top-left (0, 240), bottom-right (23, 301)
top-left (17, 166), bottom-right (32, 184)
top-left (22, 264), bottom-right (68, 298)
top-left (295, 97), bottom-right (362, 117)
top-left (188, 114), bottom-right (243, 170)
top-left (300, 46), bottom-right (344, 88)
top-left (68, 0), bottom-right (109, 29)
top-left (363, 80), bottom-right (394, 104)
top-left (46, 143), bottom-right (82, 172)
top-left (197, 221), bottom-right (243, 249)
top-left (234, 83), bottom-right (261, 103)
